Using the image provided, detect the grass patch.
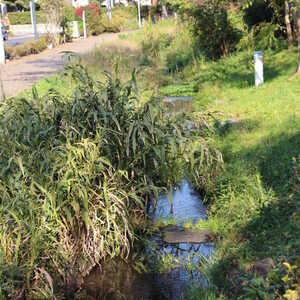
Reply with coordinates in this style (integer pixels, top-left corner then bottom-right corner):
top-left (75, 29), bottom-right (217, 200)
top-left (9, 18), bottom-right (300, 298)
top-left (184, 46), bottom-right (300, 298)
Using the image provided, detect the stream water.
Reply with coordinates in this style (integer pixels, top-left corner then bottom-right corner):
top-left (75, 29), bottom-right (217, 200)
top-left (81, 181), bottom-right (214, 300)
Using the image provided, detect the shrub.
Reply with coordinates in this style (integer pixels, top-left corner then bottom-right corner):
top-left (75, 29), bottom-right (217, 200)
top-left (75, 3), bottom-right (104, 36)
top-left (8, 11), bottom-right (46, 25)
top-left (141, 20), bottom-right (174, 59)
top-left (100, 5), bottom-right (138, 32)
top-left (5, 37), bottom-right (47, 59)
top-left (75, 3), bottom-right (100, 18)
top-left (164, 25), bottom-right (194, 72)
top-left (190, 0), bottom-right (242, 59)
top-left (61, 5), bottom-right (76, 42)
top-left (254, 22), bottom-right (284, 50)
top-left (0, 62), bottom-right (221, 297)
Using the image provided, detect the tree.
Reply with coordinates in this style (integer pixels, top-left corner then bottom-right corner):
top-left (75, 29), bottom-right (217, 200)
top-left (167, 0), bottom-right (241, 59)
top-left (293, 0), bottom-right (300, 72)
top-left (285, 0), bottom-right (293, 49)
top-left (39, 0), bottom-right (64, 46)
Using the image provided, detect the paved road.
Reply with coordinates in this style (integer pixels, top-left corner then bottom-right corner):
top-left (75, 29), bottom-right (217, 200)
top-left (0, 32), bottom-right (121, 98)
top-left (5, 34), bottom-right (37, 47)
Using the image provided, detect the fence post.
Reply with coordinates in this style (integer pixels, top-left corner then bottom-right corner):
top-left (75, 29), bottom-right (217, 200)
top-left (83, 9), bottom-right (87, 39)
top-left (254, 51), bottom-right (264, 87)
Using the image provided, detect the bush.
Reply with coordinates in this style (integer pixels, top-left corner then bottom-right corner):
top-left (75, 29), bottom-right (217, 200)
top-left (254, 22), bottom-right (284, 50)
top-left (165, 25), bottom-right (194, 72)
top-left (180, 0), bottom-right (242, 59)
top-left (75, 3), bottom-right (105, 36)
top-left (100, 5), bottom-right (138, 33)
top-left (8, 11), bottom-right (46, 25)
top-left (141, 20), bottom-right (174, 59)
top-left (5, 37), bottom-right (47, 59)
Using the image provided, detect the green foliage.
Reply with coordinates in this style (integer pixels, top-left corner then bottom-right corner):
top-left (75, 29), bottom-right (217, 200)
top-left (189, 0), bottom-right (242, 59)
top-left (85, 5), bottom-right (105, 36)
top-left (185, 45), bottom-right (300, 298)
top-left (8, 11), bottom-right (46, 25)
top-left (141, 21), bottom-right (174, 59)
top-left (164, 24), bottom-right (195, 72)
top-left (0, 58), bottom-right (220, 297)
top-left (255, 22), bottom-right (284, 50)
top-left (137, 19), bottom-right (195, 73)
top-left (100, 5), bottom-right (138, 33)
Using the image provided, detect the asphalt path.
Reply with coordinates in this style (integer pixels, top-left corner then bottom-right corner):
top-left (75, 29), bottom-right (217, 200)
top-left (0, 32), bottom-right (122, 98)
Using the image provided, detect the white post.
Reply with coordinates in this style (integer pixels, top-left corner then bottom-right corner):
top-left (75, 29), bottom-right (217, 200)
top-left (254, 51), bottom-right (264, 87)
top-left (30, 0), bottom-right (38, 40)
top-left (106, 0), bottom-right (112, 22)
top-left (111, 0), bottom-right (114, 8)
top-left (138, 0), bottom-right (142, 28)
top-left (83, 9), bottom-right (87, 39)
top-left (0, 24), bottom-right (5, 64)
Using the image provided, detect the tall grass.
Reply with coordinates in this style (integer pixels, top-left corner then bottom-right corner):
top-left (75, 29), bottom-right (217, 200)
top-left (0, 61), bottom-right (221, 298)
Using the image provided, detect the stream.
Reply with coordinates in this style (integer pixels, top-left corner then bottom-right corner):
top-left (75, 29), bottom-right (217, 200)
top-left (81, 181), bottom-right (214, 300)
top-left (79, 97), bottom-right (213, 299)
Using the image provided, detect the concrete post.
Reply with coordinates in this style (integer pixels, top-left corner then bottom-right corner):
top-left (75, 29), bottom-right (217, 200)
top-left (138, 0), bottom-right (142, 28)
top-left (83, 9), bottom-right (87, 39)
top-left (254, 51), bottom-right (264, 87)
top-left (30, 0), bottom-right (38, 40)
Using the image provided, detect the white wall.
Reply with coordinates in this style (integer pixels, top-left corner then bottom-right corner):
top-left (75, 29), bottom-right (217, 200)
top-left (10, 24), bottom-right (61, 35)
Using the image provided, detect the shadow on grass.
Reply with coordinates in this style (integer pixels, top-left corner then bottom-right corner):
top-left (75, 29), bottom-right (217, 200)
top-left (194, 50), bottom-right (296, 89)
top-left (215, 118), bottom-right (260, 136)
top-left (210, 120), bottom-right (300, 297)
top-left (242, 130), bottom-right (300, 255)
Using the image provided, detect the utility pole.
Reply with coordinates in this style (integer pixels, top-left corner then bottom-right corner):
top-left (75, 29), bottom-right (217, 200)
top-left (30, 0), bottom-right (38, 40)
top-left (0, 23), bottom-right (5, 64)
top-left (138, 0), bottom-right (142, 28)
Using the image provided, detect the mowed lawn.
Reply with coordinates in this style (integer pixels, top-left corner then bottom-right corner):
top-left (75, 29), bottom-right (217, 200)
top-left (190, 47), bottom-right (300, 296)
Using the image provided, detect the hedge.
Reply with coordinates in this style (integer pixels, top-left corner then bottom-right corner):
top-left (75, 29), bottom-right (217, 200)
top-left (5, 37), bottom-right (48, 59)
top-left (8, 11), bottom-right (46, 25)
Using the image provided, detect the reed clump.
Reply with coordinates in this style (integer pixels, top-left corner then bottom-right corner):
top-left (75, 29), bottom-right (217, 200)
top-left (0, 64), bottom-right (221, 298)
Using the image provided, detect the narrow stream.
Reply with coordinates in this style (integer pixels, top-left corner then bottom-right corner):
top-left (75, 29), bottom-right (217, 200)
top-left (81, 181), bottom-right (214, 300)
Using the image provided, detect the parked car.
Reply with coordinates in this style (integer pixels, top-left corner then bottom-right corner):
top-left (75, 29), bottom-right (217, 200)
top-left (1, 23), bottom-right (8, 41)
top-left (0, 2), bottom-right (9, 41)
top-left (0, 22), bottom-right (7, 41)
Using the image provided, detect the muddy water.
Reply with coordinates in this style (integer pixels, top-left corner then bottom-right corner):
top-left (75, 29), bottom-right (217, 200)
top-left (163, 96), bottom-right (194, 113)
top-left (81, 181), bottom-right (214, 300)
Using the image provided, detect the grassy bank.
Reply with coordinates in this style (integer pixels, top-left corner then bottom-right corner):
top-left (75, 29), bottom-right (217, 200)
top-left (123, 19), bottom-right (300, 298)
top-left (0, 20), bottom-right (221, 299)
top-left (112, 19), bottom-right (300, 299)
top-left (184, 45), bottom-right (300, 299)
top-left (4, 18), bottom-right (300, 299)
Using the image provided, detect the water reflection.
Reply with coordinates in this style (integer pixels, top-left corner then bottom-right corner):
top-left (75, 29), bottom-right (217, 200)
top-left (80, 181), bottom-right (214, 300)
top-left (151, 180), bottom-right (207, 224)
